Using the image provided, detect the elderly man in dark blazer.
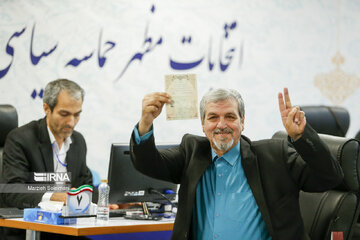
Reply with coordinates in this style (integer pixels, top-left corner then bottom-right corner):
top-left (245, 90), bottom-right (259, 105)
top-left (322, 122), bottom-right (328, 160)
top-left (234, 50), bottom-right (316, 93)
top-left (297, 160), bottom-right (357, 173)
top-left (130, 88), bottom-right (343, 240)
top-left (1, 79), bottom-right (93, 240)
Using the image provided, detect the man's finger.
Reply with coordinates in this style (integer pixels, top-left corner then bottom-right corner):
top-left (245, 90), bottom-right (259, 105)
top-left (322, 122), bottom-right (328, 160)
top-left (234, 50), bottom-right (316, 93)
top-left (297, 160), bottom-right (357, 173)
top-left (287, 107), bottom-right (297, 125)
top-left (154, 92), bottom-right (172, 104)
top-left (159, 96), bottom-right (172, 104)
top-left (144, 105), bottom-right (157, 113)
top-left (278, 92), bottom-right (286, 112)
top-left (109, 204), bottom-right (119, 210)
top-left (146, 99), bottom-right (162, 109)
top-left (284, 88), bottom-right (292, 109)
top-left (299, 111), bottom-right (305, 123)
top-left (294, 107), bottom-right (301, 125)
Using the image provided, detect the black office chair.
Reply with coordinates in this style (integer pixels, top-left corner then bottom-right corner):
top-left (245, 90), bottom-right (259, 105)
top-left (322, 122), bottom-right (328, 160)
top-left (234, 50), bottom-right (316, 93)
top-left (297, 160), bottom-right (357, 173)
top-left (272, 131), bottom-right (360, 240)
top-left (0, 104), bottom-right (18, 175)
top-left (353, 129), bottom-right (360, 240)
top-left (300, 106), bottom-right (350, 137)
top-left (355, 131), bottom-right (360, 142)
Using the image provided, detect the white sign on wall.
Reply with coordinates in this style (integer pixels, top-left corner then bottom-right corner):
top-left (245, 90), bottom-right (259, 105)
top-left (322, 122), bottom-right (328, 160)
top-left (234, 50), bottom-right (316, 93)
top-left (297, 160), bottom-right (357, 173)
top-left (1, 0), bottom-right (360, 178)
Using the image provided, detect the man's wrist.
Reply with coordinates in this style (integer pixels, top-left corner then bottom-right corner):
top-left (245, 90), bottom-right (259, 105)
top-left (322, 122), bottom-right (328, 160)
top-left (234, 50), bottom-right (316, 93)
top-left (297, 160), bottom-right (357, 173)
top-left (134, 123), bottom-right (153, 144)
top-left (138, 121), bottom-right (152, 136)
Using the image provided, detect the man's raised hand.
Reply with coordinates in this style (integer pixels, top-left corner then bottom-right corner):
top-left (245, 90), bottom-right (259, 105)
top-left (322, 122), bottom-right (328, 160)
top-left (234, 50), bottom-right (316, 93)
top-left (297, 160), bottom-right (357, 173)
top-left (278, 88), bottom-right (306, 141)
top-left (138, 92), bottom-right (171, 136)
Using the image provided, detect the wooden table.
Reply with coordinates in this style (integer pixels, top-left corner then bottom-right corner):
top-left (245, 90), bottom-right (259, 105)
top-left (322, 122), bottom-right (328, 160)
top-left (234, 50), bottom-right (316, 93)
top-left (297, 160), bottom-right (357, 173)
top-left (0, 217), bottom-right (174, 240)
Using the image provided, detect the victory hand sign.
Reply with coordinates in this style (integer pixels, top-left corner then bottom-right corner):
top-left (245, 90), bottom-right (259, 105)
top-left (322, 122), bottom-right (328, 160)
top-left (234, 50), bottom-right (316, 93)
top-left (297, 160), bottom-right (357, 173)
top-left (278, 88), bottom-right (306, 141)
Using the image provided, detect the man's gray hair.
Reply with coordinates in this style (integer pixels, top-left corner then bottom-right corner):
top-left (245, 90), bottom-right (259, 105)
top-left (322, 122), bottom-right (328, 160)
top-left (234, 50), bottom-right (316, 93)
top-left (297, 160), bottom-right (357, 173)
top-left (43, 79), bottom-right (85, 111)
top-left (200, 88), bottom-right (245, 122)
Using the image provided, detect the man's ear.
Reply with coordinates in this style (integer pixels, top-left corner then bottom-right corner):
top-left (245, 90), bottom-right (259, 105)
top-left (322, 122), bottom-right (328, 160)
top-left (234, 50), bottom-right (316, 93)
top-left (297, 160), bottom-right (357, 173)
top-left (241, 115), bottom-right (245, 131)
top-left (201, 118), bottom-right (205, 133)
top-left (43, 103), bottom-right (51, 116)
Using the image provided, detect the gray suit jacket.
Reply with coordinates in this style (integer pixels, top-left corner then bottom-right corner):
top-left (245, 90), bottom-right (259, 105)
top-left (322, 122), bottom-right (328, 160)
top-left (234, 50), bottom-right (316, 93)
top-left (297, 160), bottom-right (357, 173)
top-left (0, 117), bottom-right (94, 209)
top-left (130, 124), bottom-right (343, 240)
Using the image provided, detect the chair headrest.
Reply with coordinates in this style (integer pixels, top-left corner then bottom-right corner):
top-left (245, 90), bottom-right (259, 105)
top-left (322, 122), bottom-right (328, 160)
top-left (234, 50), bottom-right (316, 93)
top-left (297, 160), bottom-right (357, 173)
top-left (272, 131), bottom-right (360, 192)
top-left (300, 106), bottom-right (350, 137)
top-left (0, 104), bottom-right (18, 147)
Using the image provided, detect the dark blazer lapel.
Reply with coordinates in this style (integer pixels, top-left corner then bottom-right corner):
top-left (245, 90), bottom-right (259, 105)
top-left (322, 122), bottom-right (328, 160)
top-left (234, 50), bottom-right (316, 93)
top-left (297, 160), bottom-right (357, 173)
top-left (240, 137), bottom-right (274, 236)
top-left (191, 138), bottom-right (212, 184)
top-left (38, 117), bottom-right (54, 171)
top-left (66, 138), bottom-right (78, 184)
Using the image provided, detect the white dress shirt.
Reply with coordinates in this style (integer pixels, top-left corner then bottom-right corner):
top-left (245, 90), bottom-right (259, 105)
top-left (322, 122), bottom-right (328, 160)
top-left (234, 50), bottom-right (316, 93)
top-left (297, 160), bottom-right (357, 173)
top-left (41, 126), bottom-right (72, 202)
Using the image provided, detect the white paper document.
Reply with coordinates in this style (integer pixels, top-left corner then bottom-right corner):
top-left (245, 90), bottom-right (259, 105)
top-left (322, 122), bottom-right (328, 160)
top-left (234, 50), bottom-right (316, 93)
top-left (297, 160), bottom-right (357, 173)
top-left (165, 74), bottom-right (198, 120)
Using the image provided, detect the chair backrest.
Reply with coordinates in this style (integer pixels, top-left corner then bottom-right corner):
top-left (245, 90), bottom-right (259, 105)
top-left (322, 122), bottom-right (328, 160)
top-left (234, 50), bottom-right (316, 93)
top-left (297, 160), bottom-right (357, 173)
top-left (0, 104), bottom-right (18, 175)
top-left (355, 130), bottom-right (360, 142)
top-left (272, 131), bottom-right (360, 240)
top-left (300, 106), bottom-right (350, 137)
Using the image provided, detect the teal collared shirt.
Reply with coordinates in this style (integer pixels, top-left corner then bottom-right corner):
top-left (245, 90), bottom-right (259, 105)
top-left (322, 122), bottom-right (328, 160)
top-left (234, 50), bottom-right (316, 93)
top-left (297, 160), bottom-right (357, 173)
top-left (133, 126), bottom-right (271, 240)
top-left (193, 142), bottom-right (271, 240)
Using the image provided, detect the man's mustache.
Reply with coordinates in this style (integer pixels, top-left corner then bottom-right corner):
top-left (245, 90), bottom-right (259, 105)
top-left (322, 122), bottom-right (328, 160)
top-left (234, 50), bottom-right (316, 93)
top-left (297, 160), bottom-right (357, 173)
top-left (213, 128), bottom-right (233, 134)
top-left (61, 125), bottom-right (74, 131)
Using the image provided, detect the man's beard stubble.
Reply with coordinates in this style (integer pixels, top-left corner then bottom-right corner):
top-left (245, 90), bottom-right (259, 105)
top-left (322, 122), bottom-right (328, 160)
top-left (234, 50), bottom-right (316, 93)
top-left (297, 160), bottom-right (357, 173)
top-left (212, 128), bottom-right (234, 152)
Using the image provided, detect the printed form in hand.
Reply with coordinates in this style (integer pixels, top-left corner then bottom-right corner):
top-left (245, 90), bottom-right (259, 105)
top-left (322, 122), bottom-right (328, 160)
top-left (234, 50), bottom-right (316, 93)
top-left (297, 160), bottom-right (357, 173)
top-left (165, 74), bottom-right (198, 120)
